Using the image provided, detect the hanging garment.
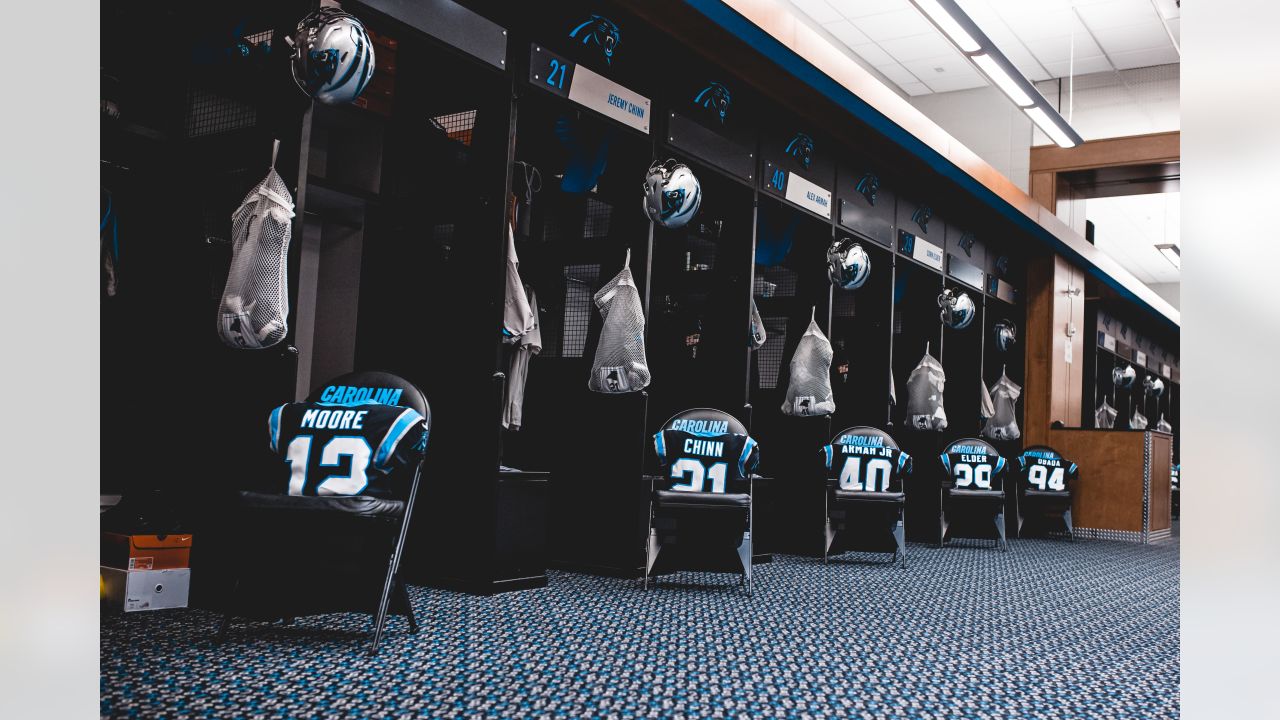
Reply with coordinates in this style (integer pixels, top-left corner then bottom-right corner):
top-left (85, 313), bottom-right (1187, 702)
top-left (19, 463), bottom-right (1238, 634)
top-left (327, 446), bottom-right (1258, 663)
top-left (981, 373), bottom-right (1022, 441)
top-left (979, 380), bottom-right (995, 422)
top-left (904, 351), bottom-right (947, 431)
top-left (781, 316), bottom-right (835, 416)
top-left (1130, 407), bottom-right (1149, 430)
top-left (748, 298), bottom-right (767, 350)
top-left (502, 224), bottom-right (536, 343)
top-left (588, 253), bottom-right (650, 393)
top-left (1156, 413), bottom-right (1173, 433)
top-left (217, 167), bottom-right (295, 349)
top-left (1095, 398), bottom-right (1118, 429)
top-left (503, 286), bottom-right (542, 431)
top-left (889, 367), bottom-right (897, 407)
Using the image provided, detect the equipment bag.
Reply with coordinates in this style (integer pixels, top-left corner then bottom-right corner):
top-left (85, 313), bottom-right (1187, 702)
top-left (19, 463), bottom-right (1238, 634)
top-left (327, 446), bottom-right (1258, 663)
top-left (781, 312), bottom-right (835, 417)
top-left (217, 166), bottom-right (295, 349)
top-left (981, 372), bottom-right (1022, 441)
top-left (588, 251), bottom-right (650, 393)
top-left (1095, 397), bottom-right (1118, 429)
top-left (1130, 407), bottom-right (1149, 430)
top-left (905, 347), bottom-right (947, 431)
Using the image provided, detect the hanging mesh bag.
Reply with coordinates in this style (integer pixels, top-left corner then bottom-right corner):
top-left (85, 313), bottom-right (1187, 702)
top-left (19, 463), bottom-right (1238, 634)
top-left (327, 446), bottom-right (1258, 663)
top-left (217, 167), bottom-right (295, 349)
top-left (588, 251), bottom-right (651, 393)
top-left (781, 314), bottom-right (835, 417)
top-left (981, 373), bottom-right (1022, 441)
top-left (905, 350), bottom-right (947, 431)
top-left (1095, 397), bottom-right (1118, 429)
top-left (1130, 407), bottom-right (1149, 430)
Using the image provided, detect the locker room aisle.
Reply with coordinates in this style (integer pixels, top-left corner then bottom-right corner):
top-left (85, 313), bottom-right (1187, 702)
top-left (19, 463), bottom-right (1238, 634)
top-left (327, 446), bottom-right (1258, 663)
top-left (101, 535), bottom-right (1178, 720)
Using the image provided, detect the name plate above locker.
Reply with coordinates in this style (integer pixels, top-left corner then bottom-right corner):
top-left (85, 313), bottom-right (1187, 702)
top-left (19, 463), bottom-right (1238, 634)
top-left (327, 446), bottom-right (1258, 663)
top-left (1135, 350), bottom-right (1147, 366)
top-left (783, 171), bottom-right (832, 219)
top-left (1100, 332), bottom-right (1117, 352)
top-left (666, 112), bottom-right (755, 183)
top-left (363, 0), bottom-right (507, 69)
top-left (987, 276), bottom-right (1020, 304)
top-left (898, 230), bottom-right (944, 271)
top-left (529, 44), bottom-right (650, 134)
top-left (946, 253), bottom-right (985, 290)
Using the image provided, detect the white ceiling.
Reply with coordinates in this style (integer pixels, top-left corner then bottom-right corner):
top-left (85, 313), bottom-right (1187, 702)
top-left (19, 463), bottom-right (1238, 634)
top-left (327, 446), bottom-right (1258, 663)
top-left (1087, 191), bottom-right (1180, 284)
top-left (788, 0), bottom-right (1180, 97)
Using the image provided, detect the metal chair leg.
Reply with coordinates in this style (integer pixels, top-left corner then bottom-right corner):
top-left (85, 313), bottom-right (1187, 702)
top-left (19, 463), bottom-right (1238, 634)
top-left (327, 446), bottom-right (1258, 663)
top-left (396, 580), bottom-right (419, 635)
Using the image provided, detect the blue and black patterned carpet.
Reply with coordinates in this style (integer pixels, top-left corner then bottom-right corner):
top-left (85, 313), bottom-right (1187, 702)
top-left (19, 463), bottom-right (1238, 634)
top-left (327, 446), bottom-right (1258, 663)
top-left (101, 535), bottom-right (1179, 719)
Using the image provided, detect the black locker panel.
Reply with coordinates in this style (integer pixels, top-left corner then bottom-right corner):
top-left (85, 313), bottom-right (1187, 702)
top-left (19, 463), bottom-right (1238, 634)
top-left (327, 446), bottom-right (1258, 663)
top-left (661, 68), bottom-right (759, 185)
top-left (835, 163), bottom-right (895, 249)
top-left (759, 118), bottom-right (836, 224)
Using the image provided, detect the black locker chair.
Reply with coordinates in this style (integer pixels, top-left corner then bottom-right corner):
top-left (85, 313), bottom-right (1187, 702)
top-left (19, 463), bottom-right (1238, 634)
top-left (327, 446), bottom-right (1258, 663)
top-left (939, 437), bottom-right (1009, 551)
top-left (1015, 445), bottom-right (1077, 540)
top-left (216, 371), bottom-right (430, 655)
top-left (822, 426), bottom-right (910, 568)
top-left (643, 408), bottom-right (756, 595)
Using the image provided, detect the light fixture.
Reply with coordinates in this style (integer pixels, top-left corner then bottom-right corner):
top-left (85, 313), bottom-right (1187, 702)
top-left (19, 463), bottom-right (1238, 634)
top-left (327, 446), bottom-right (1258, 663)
top-left (906, 0), bottom-right (1084, 149)
top-left (1156, 243), bottom-right (1180, 269)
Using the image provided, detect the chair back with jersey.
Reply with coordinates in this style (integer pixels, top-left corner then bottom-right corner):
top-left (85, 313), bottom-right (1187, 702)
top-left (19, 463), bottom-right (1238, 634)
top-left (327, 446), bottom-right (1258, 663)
top-left (821, 426), bottom-right (910, 567)
top-left (644, 408), bottom-right (756, 594)
top-left (938, 437), bottom-right (1009, 551)
top-left (1015, 445), bottom-right (1076, 540)
top-left (218, 371), bottom-right (430, 655)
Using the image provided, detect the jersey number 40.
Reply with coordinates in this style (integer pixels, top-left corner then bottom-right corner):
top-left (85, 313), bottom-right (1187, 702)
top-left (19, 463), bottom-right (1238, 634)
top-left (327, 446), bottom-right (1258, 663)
top-left (838, 456), bottom-right (893, 492)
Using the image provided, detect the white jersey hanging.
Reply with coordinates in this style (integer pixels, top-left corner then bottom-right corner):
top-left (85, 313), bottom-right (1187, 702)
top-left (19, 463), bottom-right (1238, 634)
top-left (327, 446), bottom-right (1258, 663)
top-left (588, 250), bottom-right (651, 393)
top-left (781, 310), bottom-right (835, 417)
top-left (503, 285), bottom-right (541, 431)
top-left (981, 371), bottom-right (1022, 441)
top-left (217, 144), bottom-right (295, 349)
top-left (502, 223), bottom-right (536, 343)
top-left (904, 346), bottom-right (947, 431)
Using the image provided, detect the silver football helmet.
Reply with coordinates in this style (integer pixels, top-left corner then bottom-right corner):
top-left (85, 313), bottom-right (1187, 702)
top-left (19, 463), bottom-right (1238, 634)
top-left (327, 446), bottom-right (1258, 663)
top-left (1113, 364), bottom-right (1137, 389)
top-left (993, 318), bottom-right (1017, 352)
top-left (291, 7), bottom-right (376, 105)
top-left (938, 288), bottom-right (976, 330)
top-left (826, 237), bottom-right (871, 290)
top-left (1144, 375), bottom-right (1165, 397)
top-left (643, 160), bottom-right (702, 228)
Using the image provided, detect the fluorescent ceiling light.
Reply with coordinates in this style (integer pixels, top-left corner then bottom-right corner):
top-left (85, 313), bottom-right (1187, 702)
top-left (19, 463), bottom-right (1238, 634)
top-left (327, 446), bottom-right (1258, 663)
top-left (1025, 106), bottom-right (1077, 148)
top-left (910, 0), bottom-right (981, 53)
top-left (971, 54), bottom-right (1034, 107)
top-left (1156, 243), bottom-right (1180, 269)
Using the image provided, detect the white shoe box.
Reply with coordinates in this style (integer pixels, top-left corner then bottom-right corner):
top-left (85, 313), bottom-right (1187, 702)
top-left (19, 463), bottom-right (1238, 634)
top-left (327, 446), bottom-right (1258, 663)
top-left (101, 566), bottom-right (190, 612)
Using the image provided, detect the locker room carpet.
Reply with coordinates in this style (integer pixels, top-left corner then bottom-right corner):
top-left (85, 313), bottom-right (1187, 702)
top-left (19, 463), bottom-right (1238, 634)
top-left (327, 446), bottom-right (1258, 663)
top-left (100, 535), bottom-right (1179, 720)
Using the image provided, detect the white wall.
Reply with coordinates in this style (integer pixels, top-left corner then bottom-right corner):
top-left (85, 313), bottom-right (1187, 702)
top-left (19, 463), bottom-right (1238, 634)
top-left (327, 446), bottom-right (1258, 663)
top-left (1146, 282), bottom-right (1180, 310)
top-left (909, 85), bottom-right (1034, 192)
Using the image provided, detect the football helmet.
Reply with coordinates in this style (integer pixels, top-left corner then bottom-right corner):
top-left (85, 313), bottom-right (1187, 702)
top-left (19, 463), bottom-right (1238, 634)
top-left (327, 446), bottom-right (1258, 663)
top-left (291, 7), bottom-right (376, 105)
top-left (993, 318), bottom-right (1017, 351)
top-left (1144, 375), bottom-right (1165, 397)
top-left (642, 160), bottom-right (702, 229)
top-left (938, 288), bottom-right (976, 330)
top-left (826, 237), bottom-right (871, 290)
top-left (1112, 364), bottom-right (1137, 389)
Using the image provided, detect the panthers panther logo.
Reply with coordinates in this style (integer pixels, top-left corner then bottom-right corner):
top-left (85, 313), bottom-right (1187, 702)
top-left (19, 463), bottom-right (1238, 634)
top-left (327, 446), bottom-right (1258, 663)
top-left (694, 82), bottom-right (731, 123)
top-left (569, 15), bottom-right (620, 65)
top-left (958, 230), bottom-right (976, 256)
top-left (911, 205), bottom-right (933, 233)
top-left (785, 132), bottom-right (814, 169)
top-left (994, 255), bottom-right (1009, 276)
top-left (855, 172), bottom-right (880, 205)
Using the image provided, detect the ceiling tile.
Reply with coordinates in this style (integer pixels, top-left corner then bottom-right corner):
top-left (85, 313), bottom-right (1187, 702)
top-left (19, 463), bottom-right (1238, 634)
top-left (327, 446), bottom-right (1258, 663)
top-left (874, 63), bottom-right (924, 87)
top-left (823, 19), bottom-right (872, 48)
top-left (1075, 0), bottom-right (1162, 28)
top-left (852, 8), bottom-right (937, 42)
top-left (1041, 54), bottom-right (1114, 78)
top-left (1026, 34), bottom-right (1105, 64)
top-left (1000, 10), bottom-right (1081, 41)
top-left (901, 53), bottom-right (979, 79)
top-left (1108, 46), bottom-right (1180, 70)
top-left (827, 0), bottom-right (905, 19)
top-left (898, 81), bottom-right (934, 96)
top-left (998, 44), bottom-right (1052, 82)
top-left (1090, 22), bottom-right (1175, 54)
top-left (789, 0), bottom-right (843, 24)
top-left (924, 73), bottom-right (990, 93)
top-left (977, 0), bottom-right (1074, 18)
top-left (849, 43), bottom-right (897, 67)
top-left (878, 32), bottom-right (960, 63)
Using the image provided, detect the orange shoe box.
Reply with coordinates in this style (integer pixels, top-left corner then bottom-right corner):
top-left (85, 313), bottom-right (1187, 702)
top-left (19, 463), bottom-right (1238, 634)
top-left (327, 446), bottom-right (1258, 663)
top-left (101, 533), bottom-right (192, 571)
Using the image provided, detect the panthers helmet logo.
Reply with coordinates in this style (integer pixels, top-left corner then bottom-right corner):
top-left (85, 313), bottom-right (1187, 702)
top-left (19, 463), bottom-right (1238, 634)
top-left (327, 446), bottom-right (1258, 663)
top-left (569, 15), bottom-right (620, 64)
top-left (958, 231), bottom-right (976, 256)
top-left (694, 81), bottom-right (731, 123)
top-left (911, 205), bottom-right (933, 233)
top-left (855, 172), bottom-right (880, 205)
top-left (785, 132), bottom-right (814, 169)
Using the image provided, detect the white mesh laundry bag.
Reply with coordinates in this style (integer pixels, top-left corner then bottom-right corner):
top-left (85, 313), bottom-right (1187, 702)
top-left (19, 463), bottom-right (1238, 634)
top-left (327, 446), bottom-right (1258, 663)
top-left (904, 349), bottom-right (947, 431)
top-left (781, 313), bottom-right (834, 417)
top-left (1095, 397), bottom-right (1118, 429)
top-left (981, 373), bottom-right (1022, 441)
top-left (1156, 413), bottom-right (1173, 433)
top-left (979, 379), bottom-right (995, 422)
top-left (1129, 407), bottom-right (1149, 430)
top-left (588, 251), bottom-right (650, 393)
top-left (217, 167), bottom-right (295, 349)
